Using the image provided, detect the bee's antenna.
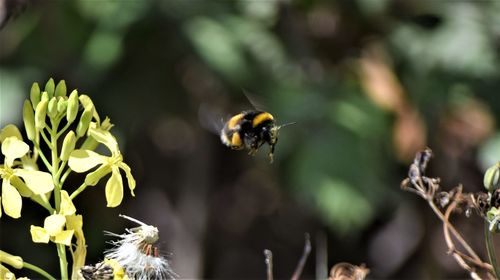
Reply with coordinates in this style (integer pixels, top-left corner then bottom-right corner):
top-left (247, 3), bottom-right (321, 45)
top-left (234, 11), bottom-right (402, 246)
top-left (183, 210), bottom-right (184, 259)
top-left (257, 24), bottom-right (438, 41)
top-left (277, 122), bottom-right (297, 129)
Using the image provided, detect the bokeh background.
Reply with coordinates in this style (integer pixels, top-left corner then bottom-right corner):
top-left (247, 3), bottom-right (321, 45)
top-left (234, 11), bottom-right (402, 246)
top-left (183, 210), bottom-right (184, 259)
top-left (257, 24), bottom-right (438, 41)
top-left (2, 0), bottom-right (500, 279)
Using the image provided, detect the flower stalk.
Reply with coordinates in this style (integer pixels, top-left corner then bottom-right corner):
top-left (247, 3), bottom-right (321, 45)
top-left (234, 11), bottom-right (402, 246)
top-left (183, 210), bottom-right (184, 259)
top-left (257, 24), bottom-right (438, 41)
top-left (0, 78), bottom-right (136, 280)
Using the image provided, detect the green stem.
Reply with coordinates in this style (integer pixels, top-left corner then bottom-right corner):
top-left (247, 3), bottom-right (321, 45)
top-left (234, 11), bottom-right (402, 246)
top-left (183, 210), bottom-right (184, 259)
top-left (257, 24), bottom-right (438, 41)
top-left (34, 143), bottom-right (52, 171)
top-left (56, 160), bottom-right (67, 180)
top-left (31, 195), bottom-right (54, 213)
top-left (23, 261), bottom-right (57, 280)
top-left (56, 244), bottom-right (68, 280)
top-left (50, 119), bottom-right (68, 280)
top-left (60, 168), bottom-right (72, 186)
top-left (485, 222), bottom-right (500, 279)
top-left (40, 129), bottom-right (52, 149)
top-left (56, 122), bottom-right (72, 139)
top-left (70, 182), bottom-right (88, 200)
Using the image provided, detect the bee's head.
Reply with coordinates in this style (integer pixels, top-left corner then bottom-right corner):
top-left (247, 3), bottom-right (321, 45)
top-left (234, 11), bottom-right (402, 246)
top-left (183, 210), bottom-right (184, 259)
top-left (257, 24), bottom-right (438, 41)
top-left (267, 122), bottom-right (295, 144)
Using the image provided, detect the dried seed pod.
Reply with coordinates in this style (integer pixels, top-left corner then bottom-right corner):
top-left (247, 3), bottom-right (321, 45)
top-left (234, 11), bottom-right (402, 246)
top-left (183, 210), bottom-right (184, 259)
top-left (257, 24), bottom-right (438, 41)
top-left (475, 192), bottom-right (490, 215)
top-left (414, 148), bottom-right (432, 174)
top-left (329, 263), bottom-right (369, 280)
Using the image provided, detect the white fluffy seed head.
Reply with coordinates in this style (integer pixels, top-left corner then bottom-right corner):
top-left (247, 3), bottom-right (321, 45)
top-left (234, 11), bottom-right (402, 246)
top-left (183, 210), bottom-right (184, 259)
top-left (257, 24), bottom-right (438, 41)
top-left (104, 216), bottom-right (177, 279)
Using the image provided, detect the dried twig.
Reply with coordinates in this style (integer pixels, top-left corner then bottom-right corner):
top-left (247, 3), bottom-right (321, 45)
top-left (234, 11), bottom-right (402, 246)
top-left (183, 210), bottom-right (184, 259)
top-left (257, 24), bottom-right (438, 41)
top-left (402, 148), bottom-right (496, 279)
top-left (264, 249), bottom-right (273, 280)
top-left (440, 186), bottom-right (494, 279)
top-left (291, 233), bottom-right (312, 280)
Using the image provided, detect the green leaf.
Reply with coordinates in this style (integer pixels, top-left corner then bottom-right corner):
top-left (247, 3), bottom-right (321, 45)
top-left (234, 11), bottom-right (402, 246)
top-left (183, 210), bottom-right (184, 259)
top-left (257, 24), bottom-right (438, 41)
top-left (105, 167), bottom-right (123, 207)
top-left (68, 150), bottom-right (105, 173)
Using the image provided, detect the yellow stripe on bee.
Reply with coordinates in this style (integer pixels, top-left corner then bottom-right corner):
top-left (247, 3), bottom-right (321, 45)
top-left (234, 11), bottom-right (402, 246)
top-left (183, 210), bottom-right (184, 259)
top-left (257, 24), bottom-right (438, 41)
top-left (228, 113), bottom-right (245, 130)
top-left (252, 112), bottom-right (274, 127)
top-left (231, 132), bottom-right (243, 149)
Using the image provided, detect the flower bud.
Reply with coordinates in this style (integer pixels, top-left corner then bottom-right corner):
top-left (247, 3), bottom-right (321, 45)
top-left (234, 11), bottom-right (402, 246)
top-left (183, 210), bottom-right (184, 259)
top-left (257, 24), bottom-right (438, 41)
top-left (55, 80), bottom-right (67, 97)
top-left (484, 164), bottom-right (500, 192)
top-left (57, 98), bottom-right (68, 114)
top-left (47, 97), bottom-right (58, 118)
top-left (60, 131), bottom-right (76, 161)
top-left (23, 100), bottom-right (36, 141)
top-left (0, 250), bottom-right (24, 269)
top-left (79, 94), bottom-right (99, 123)
top-left (41, 91), bottom-right (49, 103)
top-left (44, 78), bottom-right (55, 98)
top-left (67, 90), bottom-right (79, 123)
top-left (35, 99), bottom-right (48, 130)
top-left (79, 94), bottom-right (95, 111)
top-left (30, 83), bottom-right (41, 109)
top-left (76, 107), bottom-right (93, 137)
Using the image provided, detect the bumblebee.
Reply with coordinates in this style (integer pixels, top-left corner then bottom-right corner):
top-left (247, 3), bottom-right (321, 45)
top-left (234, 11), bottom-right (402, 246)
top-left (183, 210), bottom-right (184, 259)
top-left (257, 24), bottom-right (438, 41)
top-left (220, 110), bottom-right (291, 163)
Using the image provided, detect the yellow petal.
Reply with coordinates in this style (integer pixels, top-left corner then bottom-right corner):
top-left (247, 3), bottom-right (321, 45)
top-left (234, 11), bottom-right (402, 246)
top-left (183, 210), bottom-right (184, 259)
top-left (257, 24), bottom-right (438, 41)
top-left (59, 190), bottom-right (76, 216)
top-left (104, 259), bottom-right (128, 280)
top-left (66, 215), bottom-right (87, 280)
top-left (68, 150), bottom-right (106, 173)
top-left (43, 214), bottom-right (66, 236)
top-left (30, 226), bottom-right (50, 243)
top-left (65, 215), bottom-right (83, 232)
top-left (53, 230), bottom-right (74, 246)
top-left (14, 170), bottom-right (54, 195)
top-left (1, 137), bottom-right (29, 167)
top-left (2, 180), bottom-right (22, 219)
top-left (9, 176), bottom-right (33, 197)
top-left (119, 162), bottom-right (136, 196)
top-left (84, 164), bottom-right (112, 186)
top-left (88, 127), bottom-right (119, 154)
top-left (0, 125), bottom-right (23, 142)
top-left (105, 167), bottom-right (123, 207)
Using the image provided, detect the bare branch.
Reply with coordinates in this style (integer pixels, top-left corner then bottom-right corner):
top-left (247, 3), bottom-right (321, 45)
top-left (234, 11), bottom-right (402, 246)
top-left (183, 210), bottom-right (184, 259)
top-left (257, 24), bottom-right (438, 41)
top-left (291, 233), bottom-right (312, 280)
top-left (264, 249), bottom-right (273, 280)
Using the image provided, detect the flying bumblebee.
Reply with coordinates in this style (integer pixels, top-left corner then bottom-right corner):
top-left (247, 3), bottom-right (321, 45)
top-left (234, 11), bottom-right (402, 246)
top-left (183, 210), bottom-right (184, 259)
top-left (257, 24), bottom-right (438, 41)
top-left (219, 110), bottom-right (294, 163)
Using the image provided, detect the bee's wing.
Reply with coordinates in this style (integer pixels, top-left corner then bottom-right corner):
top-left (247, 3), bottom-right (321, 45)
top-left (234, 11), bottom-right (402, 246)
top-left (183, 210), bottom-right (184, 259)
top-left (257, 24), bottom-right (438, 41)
top-left (198, 103), bottom-right (226, 135)
top-left (241, 88), bottom-right (269, 112)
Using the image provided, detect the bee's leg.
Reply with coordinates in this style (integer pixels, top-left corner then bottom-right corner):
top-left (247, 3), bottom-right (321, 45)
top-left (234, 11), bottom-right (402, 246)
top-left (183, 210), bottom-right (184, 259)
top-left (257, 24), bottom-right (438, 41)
top-left (268, 143), bottom-right (276, 163)
top-left (248, 148), bottom-right (257, 156)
